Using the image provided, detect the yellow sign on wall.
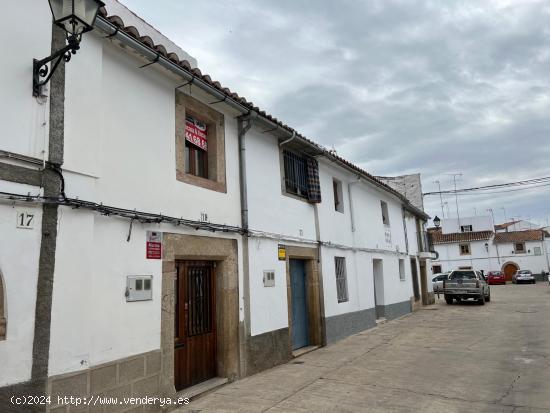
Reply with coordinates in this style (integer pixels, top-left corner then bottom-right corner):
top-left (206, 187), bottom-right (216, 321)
top-left (278, 244), bottom-right (286, 261)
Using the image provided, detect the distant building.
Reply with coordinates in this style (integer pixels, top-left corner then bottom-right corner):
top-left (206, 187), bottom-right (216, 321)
top-left (429, 216), bottom-right (550, 280)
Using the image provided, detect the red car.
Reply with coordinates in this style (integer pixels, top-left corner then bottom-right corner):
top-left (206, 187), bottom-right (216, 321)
top-left (487, 271), bottom-right (506, 285)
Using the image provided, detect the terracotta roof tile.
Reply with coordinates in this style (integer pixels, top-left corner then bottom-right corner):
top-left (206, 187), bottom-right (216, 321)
top-left (432, 230), bottom-right (493, 244)
top-left (494, 230), bottom-right (544, 243)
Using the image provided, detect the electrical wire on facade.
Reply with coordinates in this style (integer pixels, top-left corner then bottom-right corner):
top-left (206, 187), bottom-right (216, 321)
top-left (0, 190), bottom-right (416, 257)
top-left (0, 191), bottom-right (245, 234)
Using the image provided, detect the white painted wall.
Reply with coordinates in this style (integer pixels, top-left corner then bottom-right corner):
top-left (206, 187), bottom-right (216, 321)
top-left (0, 183), bottom-right (43, 386)
top-left (244, 124), bottom-right (420, 336)
top-left (440, 216), bottom-right (493, 234)
top-left (49, 32), bottom-right (245, 375)
top-left (0, 1), bottom-right (52, 160)
top-left (248, 238), bottom-right (289, 336)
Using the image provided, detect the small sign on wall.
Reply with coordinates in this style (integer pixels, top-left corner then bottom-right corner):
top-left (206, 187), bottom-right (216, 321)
top-left (146, 231), bottom-right (162, 259)
top-left (278, 244), bottom-right (286, 261)
top-left (16, 210), bottom-right (35, 229)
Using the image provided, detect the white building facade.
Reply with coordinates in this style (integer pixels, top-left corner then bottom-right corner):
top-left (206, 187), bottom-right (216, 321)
top-left (0, 1), bottom-right (434, 410)
top-left (431, 216), bottom-right (550, 280)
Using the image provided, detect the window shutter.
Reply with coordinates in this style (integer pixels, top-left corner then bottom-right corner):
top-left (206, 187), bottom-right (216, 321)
top-left (305, 157), bottom-right (322, 203)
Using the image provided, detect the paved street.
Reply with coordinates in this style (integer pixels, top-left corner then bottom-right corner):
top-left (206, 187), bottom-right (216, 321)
top-left (178, 283), bottom-right (550, 412)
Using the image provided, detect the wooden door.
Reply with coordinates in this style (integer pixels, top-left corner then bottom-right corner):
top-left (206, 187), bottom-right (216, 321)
top-left (503, 263), bottom-right (517, 282)
top-left (175, 261), bottom-right (217, 391)
top-left (290, 259), bottom-right (308, 350)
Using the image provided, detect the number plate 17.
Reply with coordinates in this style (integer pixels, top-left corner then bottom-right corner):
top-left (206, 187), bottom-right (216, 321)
top-left (16, 210), bottom-right (35, 229)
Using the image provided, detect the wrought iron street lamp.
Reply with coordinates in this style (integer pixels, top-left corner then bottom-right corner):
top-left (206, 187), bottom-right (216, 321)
top-left (433, 215), bottom-right (441, 228)
top-left (33, 0), bottom-right (104, 96)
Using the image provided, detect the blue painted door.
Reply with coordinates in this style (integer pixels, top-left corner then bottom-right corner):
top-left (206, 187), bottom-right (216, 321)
top-left (290, 259), bottom-right (308, 350)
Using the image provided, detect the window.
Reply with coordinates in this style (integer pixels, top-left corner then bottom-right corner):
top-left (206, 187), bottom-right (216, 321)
top-left (175, 92), bottom-right (226, 192)
top-left (282, 149), bottom-right (321, 203)
top-left (333, 179), bottom-right (344, 213)
top-left (283, 149), bottom-right (308, 197)
top-left (0, 271), bottom-right (5, 340)
top-left (399, 259), bottom-right (405, 281)
top-left (534, 246), bottom-right (542, 256)
top-left (514, 243), bottom-right (525, 253)
top-left (459, 243), bottom-right (471, 255)
top-left (460, 225), bottom-right (473, 233)
top-left (184, 115), bottom-right (208, 178)
top-left (381, 201), bottom-right (390, 225)
top-left (335, 257), bottom-right (348, 303)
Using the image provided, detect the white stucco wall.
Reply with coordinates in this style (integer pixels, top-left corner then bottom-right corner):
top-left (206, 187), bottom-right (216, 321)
top-left (440, 216), bottom-right (493, 234)
top-left (49, 32), bottom-right (245, 375)
top-left (0, 1), bottom-right (52, 160)
top-left (0, 183), bottom-right (43, 386)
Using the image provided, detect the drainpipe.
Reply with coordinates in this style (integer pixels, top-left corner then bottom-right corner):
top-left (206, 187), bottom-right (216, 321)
top-left (279, 131), bottom-right (296, 147)
top-left (237, 112), bottom-right (256, 377)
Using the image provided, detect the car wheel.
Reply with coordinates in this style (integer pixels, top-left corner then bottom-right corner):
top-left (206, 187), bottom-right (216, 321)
top-left (485, 292), bottom-right (491, 302)
top-left (478, 294), bottom-right (485, 305)
top-left (444, 295), bottom-right (453, 305)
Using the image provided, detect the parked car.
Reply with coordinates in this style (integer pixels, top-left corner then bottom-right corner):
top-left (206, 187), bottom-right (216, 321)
top-left (443, 270), bottom-right (490, 305)
top-left (512, 270), bottom-right (536, 284)
top-left (486, 271), bottom-right (506, 285)
top-left (432, 272), bottom-right (450, 293)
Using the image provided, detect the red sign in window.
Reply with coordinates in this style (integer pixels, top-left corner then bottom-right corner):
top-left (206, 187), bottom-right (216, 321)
top-left (185, 115), bottom-right (208, 151)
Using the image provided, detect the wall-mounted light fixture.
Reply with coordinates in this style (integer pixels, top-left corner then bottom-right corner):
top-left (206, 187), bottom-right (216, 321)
top-left (433, 215), bottom-right (441, 228)
top-left (484, 242), bottom-right (489, 252)
top-left (33, 0), bottom-right (104, 97)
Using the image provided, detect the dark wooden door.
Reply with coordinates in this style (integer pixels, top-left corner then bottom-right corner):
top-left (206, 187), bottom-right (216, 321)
top-left (175, 261), bottom-right (216, 391)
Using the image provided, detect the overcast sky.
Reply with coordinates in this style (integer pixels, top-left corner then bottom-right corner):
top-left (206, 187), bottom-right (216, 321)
top-left (122, 0), bottom-right (550, 226)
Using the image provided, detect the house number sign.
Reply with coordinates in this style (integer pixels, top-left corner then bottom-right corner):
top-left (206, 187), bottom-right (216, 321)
top-left (16, 210), bottom-right (35, 229)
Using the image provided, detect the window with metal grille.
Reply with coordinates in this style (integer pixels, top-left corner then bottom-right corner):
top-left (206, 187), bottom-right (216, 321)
top-left (335, 257), bottom-right (349, 303)
top-left (187, 266), bottom-right (213, 336)
top-left (283, 149), bottom-right (308, 198)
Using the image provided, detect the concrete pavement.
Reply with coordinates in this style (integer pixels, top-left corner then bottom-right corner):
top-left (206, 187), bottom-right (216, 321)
top-left (177, 283), bottom-right (550, 412)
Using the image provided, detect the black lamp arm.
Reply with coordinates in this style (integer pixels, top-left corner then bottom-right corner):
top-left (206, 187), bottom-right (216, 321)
top-left (33, 35), bottom-right (80, 97)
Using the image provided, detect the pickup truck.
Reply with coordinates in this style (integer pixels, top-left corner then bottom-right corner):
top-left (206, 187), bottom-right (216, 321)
top-left (443, 270), bottom-right (490, 305)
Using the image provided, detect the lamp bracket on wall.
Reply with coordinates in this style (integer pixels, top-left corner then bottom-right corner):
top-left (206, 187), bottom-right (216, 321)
top-left (33, 34), bottom-right (80, 97)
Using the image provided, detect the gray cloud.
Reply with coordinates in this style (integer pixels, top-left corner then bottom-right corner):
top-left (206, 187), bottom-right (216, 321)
top-left (122, 0), bottom-right (550, 225)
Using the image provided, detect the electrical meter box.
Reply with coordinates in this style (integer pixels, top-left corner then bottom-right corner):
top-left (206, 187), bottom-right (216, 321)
top-left (263, 270), bottom-right (275, 287)
top-left (126, 275), bottom-right (153, 302)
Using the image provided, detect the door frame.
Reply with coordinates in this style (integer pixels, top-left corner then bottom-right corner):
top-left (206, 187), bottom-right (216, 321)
top-left (285, 246), bottom-right (324, 352)
top-left (160, 233), bottom-right (239, 396)
top-left (174, 260), bottom-right (217, 390)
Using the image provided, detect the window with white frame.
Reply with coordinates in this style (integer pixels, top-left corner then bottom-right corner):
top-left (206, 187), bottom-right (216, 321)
top-left (399, 259), bottom-right (405, 281)
top-left (335, 257), bottom-right (349, 303)
top-left (460, 225), bottom-right (473, 233)
top-left (381, 201), bottom-right (390, 225)
top-left (534, 246), bottom-right (542, 256)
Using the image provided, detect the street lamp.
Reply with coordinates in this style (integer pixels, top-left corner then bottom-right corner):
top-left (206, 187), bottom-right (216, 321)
top-left (33, 0), bottom-right (104, 96)
top-left (433, 215), bottom-right (441, 228)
